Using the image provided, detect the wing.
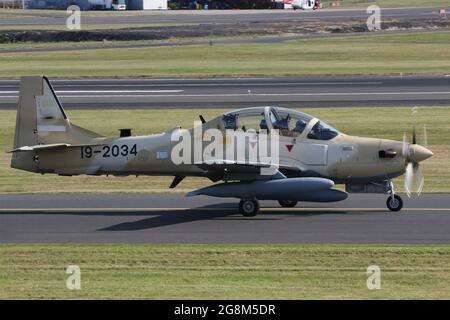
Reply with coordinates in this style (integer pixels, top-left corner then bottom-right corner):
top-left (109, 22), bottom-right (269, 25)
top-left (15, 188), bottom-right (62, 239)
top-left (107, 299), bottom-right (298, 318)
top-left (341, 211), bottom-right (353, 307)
top-left (195, 159), bottom-right (290, 182)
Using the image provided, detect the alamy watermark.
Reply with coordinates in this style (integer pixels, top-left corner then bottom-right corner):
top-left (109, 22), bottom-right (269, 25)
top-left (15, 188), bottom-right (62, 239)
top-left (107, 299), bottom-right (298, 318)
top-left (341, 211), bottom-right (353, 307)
top-left (367, 5), bottom-right (381, 31)
top-left (66, 5), bottom-right (81, 30)
top-left (366, 265), bottom-right (381, 290)
top-left (66, 265), bottom-right (81, 290)
top-left (170, 121), bottom-right (280, 176)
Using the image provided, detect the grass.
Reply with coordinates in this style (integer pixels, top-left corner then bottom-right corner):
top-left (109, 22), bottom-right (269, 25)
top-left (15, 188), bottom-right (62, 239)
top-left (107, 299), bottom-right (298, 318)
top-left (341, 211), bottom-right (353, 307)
top-left (1, 31), bottom-right (450, 77)
top-left (0, 106), bottom-right (449, 194)
top-left (0, 35), bottom-right (270, 50)
top-left (1, 244), bottom-right (450, 299)
top-left (0, 22), bottom-right (201, 31)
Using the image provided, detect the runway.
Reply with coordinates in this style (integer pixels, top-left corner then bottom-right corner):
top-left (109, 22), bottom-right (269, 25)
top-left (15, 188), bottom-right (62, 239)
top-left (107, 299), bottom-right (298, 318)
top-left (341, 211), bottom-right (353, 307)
top-left (1, 76), bottom-right (450, 109)
top-left (0, 7), bottom-right (444, 27)
top-left (1, 194), bottom-right (450, 243)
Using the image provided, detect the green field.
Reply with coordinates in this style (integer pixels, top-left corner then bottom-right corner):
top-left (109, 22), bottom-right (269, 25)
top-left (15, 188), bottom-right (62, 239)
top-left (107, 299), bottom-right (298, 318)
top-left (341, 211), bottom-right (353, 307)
top-left (0, 35), bottom-right (269, 50)
top-left (0, 107), bottom-right (448, 194)
top-left (1, 244), bottom-right (450, 299)
top-left (0, 22), bottom-right (202, 31)
top-left (1, 32), bottom-right (450, 77)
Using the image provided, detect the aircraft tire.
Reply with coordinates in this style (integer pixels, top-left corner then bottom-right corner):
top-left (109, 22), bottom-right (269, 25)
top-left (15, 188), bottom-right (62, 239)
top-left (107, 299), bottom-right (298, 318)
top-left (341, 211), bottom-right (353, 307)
top-left (239, 200), bottom-right (259, 217)
top-left (278, 200), bottom-right (298, 208)
top-left (386, 194), bottom-right (403, 212)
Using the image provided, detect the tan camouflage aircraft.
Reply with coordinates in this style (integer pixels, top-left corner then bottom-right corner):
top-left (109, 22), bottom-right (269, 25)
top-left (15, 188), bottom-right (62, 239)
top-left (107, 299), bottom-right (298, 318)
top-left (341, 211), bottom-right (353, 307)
top-left (10, 76), bottom-right (433, 216)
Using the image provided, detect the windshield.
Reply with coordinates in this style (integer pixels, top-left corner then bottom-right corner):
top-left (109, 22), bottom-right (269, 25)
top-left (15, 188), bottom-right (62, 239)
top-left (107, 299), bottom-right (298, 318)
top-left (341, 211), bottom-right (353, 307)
top-left (307, 121), bottom-right (339, 140)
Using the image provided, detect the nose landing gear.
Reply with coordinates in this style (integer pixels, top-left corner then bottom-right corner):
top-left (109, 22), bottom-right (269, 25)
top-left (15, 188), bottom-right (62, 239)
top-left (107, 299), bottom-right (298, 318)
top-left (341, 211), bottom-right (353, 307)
top-left (386, 181), bottom-right (403, 212)
top-left (387, 194), bottom-right (403, 211)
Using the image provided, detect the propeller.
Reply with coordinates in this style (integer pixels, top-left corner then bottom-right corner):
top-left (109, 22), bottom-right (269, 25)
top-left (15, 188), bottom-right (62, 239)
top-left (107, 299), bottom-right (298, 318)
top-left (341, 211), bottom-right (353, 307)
top-left (402, 107), bottom-right (429, 197)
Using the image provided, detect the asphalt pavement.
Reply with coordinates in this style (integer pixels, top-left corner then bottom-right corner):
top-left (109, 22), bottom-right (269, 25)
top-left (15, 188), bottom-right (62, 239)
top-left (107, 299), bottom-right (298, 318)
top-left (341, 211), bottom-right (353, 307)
top-left (1, 75), bottom-right (450, 109)
top-left (0, 7), bottom-right (445, 26)
top-left (1, 193), bottom-right (449, 243)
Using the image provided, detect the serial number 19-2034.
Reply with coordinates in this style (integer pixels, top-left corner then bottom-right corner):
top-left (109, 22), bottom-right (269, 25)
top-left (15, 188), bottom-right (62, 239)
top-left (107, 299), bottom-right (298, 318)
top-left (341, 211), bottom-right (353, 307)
top-left (80, 144), bottom-right (137, 159)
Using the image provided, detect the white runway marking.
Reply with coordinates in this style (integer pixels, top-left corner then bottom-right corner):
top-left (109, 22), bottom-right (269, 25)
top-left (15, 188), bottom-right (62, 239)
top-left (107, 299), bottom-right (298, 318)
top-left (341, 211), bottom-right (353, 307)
top-left (42, 91), bottom-right (450, 99)
top-left (57, 90), bottom-right (184, 93)
top-left (0, 90), bottom-right (184, 94)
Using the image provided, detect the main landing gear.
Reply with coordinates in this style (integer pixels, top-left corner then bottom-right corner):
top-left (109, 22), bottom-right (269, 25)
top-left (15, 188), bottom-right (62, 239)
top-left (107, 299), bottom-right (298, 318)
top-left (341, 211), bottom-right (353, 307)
top-left (239, 199), bottom-right (259, 217)
top-left (238, 199), bottom-right (299, 217)
top-left (386, 181), bottom-right (403, 212)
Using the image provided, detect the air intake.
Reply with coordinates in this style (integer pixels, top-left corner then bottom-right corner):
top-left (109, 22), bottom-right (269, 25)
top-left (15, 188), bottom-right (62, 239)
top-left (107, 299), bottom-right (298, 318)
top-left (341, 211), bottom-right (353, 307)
top-left (379, 149), bottom-right (397, 158)
top-left (119, 128), bottom-right (132, 137)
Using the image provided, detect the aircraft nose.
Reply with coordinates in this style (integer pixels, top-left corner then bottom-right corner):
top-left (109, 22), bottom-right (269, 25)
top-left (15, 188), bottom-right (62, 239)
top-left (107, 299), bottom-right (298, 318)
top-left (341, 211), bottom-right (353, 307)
top-left (409, 145), bottom-right (433, 162)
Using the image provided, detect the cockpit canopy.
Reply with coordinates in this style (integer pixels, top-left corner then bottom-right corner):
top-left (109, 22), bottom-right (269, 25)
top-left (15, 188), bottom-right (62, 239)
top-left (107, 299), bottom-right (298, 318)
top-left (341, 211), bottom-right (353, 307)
top-left (220, 106), bottom-right (340, 141)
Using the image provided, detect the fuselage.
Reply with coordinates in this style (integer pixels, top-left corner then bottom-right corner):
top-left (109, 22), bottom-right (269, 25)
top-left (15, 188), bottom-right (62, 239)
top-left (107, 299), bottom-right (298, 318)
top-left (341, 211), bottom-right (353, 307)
top-left (33, 107), bottom-right (432, 186)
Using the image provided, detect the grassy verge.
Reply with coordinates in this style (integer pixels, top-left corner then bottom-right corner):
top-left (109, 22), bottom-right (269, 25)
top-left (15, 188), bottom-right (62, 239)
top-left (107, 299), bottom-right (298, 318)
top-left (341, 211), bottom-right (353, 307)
top-left (0, 35), bottom-right (270, 50)
top-left (0, 106), bottom-right (449, 194)
top-left (1, 32), bottom-right (450, 77)
top-left (0, 23), bottom-right (202, 31)
top-left (1, 244), bottom-right (450, 299)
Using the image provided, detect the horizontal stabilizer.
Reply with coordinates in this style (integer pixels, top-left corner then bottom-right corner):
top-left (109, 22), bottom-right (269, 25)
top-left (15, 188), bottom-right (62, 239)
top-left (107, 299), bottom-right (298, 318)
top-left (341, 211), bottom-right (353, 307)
top-left (9, 142), bottom-right (106, 153)
top-left (9, 143), bottom-right (70, 153)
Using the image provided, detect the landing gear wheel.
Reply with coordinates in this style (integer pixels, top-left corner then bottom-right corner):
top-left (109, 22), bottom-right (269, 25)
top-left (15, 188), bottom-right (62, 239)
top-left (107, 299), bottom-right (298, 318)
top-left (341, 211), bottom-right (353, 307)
top-left (239, 200), bottom-right (259, 217)
top-left (386, 194), bottom-right (403, 212)
top-left (278, 200), bottom-right (298, 208)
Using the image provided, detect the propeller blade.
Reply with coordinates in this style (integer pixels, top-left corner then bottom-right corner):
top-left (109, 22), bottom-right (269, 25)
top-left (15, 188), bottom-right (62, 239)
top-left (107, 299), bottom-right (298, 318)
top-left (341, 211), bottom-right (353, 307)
top-left (402, 132), bottom-right (408, 158)
top-left (404, 162), bottom-right (414, 198)
top-left (421, 124), bottom-right (428, 147)
top-left (416, 165), bottom-right (424, 196)
top-left (411, 106), bottom-right (418, 145)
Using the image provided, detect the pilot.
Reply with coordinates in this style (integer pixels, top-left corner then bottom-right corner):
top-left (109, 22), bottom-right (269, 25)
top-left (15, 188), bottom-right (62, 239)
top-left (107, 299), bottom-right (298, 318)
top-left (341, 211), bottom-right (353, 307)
top-left (277, 117), bottom-right (290, 131)
top-left (260, 119), bottom-right (268, 130)
top-left (222, 114), bottom-right (237, 130)
top-left (293, 119), bottom-right (307, 134)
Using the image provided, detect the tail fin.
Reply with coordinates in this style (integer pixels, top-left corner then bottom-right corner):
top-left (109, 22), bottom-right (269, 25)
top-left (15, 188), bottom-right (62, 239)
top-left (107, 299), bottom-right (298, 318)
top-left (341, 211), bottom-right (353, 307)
top-left (11, 76), bottom-right (102, 172)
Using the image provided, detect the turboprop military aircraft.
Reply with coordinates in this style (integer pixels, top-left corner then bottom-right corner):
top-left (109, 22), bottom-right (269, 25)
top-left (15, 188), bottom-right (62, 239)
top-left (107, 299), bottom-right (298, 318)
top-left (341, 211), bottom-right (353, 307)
top-left (10, 76), bottom-right (433, 216)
